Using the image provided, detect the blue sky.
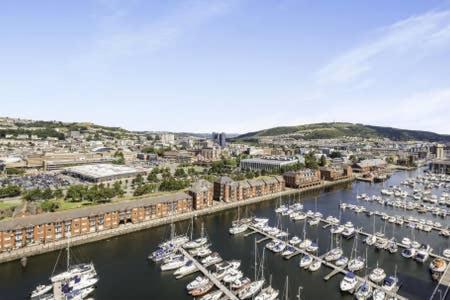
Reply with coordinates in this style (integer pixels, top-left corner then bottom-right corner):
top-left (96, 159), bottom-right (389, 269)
top-left (1, 0), bottom-right (450, 134)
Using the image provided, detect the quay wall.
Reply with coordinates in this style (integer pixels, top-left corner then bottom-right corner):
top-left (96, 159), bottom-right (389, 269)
top-left (0, 177), bottom-right (354, 264)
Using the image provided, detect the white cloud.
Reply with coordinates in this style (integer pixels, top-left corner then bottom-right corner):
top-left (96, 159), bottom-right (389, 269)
top-left (316, 10), bottom-right (450, 85)
top-left (70, 0), bottom-right (238, 71)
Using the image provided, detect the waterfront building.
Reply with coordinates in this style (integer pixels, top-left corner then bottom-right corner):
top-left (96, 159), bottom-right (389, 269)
top-left (283, 169), bottom-right (322, 188)
top-left (319, 165), bottom-right (353, 181)
top-left (352, 159), bottom-right (387, 174)
top-left (430, 159), bottom-right (450, 174)
top-left (0, 193), bottom-right (192, 251)
top-left (240, 156), bottom-right (301, 172)
top-left (188, 180), bottom-right (214, 210)
top-left (213, 176), bottom-right (285, 202)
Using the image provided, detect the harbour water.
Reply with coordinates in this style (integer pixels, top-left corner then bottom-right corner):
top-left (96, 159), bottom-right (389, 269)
top-left (0, 168), bottom-right (447, 300)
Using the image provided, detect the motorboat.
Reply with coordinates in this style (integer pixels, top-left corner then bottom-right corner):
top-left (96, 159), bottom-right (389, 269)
top-left (201, 253), bottom-right (222, 266)
top-left (443, 249), bottom-right (450, 258)
top-left (415, 249), bottom-right (430, 263)
top-left (271, 241), bottom-right (286, 253)
top-left (372, 289), bottom-right (386, 300)
top-left (355, 281), bottom-right (372, 300)
top-left (289, 236), bottom-right (301, 245)
top-left (299, 255), bottom-right (313, 268)
top-left (306, 242), bottom-right (319, 253)
top-left (342, 226), bottom-right (355, 239)
top-left (324, 248), bottom-right (343, 262)
top-left (340, 272), bottom-right (358, 292)
top-left (223, 269), bottom-right (243, 283)
top-left (161, 256), bottom-right (187, 271)
top-left (174, 260), bottom-right (197, 277)
top-left (308, 218), bottom-right (320, 226)
top-left (348, 256), bottom-right (365, 272)
top-left (255, 286), bottom-right (279, 300)
top-left (229, 223), bottom-right (248, 235)
top-left (369, 266), bottom-right (386, 283)
top-left (387, 240), bottom-right (398, 253)
top-left (330, 225), bottom-right (344, 234)
top-left (375, 238), bottom-right (388, 250)
top-left (430, 258), bottom-right (447, 273)
top-left (215, 260), bottom-right (240, 272)
top-left (238, 280), bottom-right (265, 299)
top-left (364, 235), bottom-right (376, 246)
top-left (401, 248), bottom-right (416, 259)
top-left (308, 260), bottom-right (322, 272)
top-left (184, 237), bottom-right (208, 249)
top-left (282, 246), bottom-right (296, 257)
top-left (335, 256), bottom-right (349, 267)
top-left (299, 239), bottom-right (312, 249)
top-left (381, 276), bottom-right (398, 292)
top-left (200, 290), bottom-right (223, 300)
top-left (190, 282), bottom-right (214, 297)
top-left (231, 277), bottom-right (251, 290)
top-left (30, 284), bottom-right (52, 298)
top-left (187, 276), bottom-right (210, 291)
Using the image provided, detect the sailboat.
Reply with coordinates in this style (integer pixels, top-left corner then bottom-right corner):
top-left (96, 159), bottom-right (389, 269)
top-left (238, 239), bottom-right (265, 299)
top-left (347, 233), bottom-right (365, 272)
top-left (255, 274), bottom-right (279, 300)
top-left (230, 206), bottom-right (249, 235)
top-left (184, 221), bottom-right (208, 249)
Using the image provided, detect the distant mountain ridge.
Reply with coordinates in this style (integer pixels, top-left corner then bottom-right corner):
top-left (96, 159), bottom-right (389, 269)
top-left (235, 122), bottom-right (450, 142)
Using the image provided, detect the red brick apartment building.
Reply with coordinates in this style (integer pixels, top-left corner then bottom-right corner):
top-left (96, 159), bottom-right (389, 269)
top-left (0, 193), bottom-right (192, 251)
top-left (213, 176), bottom-right (285, 202)
top-left (188, 179), bottom-right (214, 210)
top-left (319, 165), bottom-right (353, 181)
top-left (283, 169), bottom-right (322, 188)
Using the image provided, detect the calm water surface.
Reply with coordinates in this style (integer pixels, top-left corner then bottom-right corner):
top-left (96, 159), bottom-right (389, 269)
top-left (0, 168), bottom-right (448, 300)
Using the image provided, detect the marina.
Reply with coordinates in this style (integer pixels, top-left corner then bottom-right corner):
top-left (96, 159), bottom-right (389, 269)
top-left (1, 168), bottom-right (450, 299)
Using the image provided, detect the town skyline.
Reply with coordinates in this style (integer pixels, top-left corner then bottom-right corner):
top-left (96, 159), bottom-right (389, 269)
top-left (1, 1), bottom-right (450, 134)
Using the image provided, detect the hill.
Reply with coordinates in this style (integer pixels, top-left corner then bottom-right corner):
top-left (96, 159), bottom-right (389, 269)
top-left (235, 122), bottom-right (450, 142)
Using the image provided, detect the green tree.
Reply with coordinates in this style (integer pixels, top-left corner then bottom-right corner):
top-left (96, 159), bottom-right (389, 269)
top-left (174, 168), bottom-right (187, 178)
top-left (147, 173), bottom-right (158, 182)
top-left (304, 152), bottom-right (319, 169)
top-left (319, 155), bottom-right (327, 167)
top-left (0, 185), bottom-right (21, 198)
top-left (41, 200), bottom-right (59, 212)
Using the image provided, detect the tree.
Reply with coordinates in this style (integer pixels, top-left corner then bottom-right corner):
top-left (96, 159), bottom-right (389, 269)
top-left (147, 173), bottom-right (158, 182)
top-left (132, 174), bottom-right (144, 186)
top-left (174, 168), bottom-right (187, 178)
top-left (159, 178), bottom-right (190, 191)
top-left (319, 155), bottom-right (327, 167)
top-left (113, 151), bottom-right (125, 165)
top-left (329, 151), bottom-right (342, 159)
top-left (0, 185), bottom-right (21, 198)
top-left (41, 200), bottom-right (59, 212)
top-left (22, 188), bottom-right (44, 201)
top-left (304, 152), bottom-right (318, 169)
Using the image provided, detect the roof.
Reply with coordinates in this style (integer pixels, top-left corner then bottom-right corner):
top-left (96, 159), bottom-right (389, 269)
top-left (64, 164), bottom-right (143, 180)
top-left (356, 159), bottom-right (386, 168)
top-left (0, 192), bottom-right (191, 231)
top-left (215, 176), bottom-right (233, 184)
top-left (189, 180), bottom-right (213, 193)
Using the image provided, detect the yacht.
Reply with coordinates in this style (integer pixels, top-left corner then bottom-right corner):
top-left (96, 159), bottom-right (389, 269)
top-left (200, 290), bottom-right (223, 300)
top-left (372, 289), bottom-right (386, 300)
top-left (369, 266), bottom-right (386, 283)
top-left (381, 275), bottom-right (398, 292)
top-left (282, 246), bottom-right (296, 257)
top-left (190, 282), bottom-right (214, 297)
top-left (340, 272), bottom-right (358, 292)
top-left (375, 238), bottom-right (388, 250)
top-left (255, 286), bottom-right (279, 300)
top-left (430, 258), bottom-right (447, 273)
top-left (187, 276), bottom-right (210, 291)
top-left (342, 226), bottom-right (355, 239)
top-left (335, 256), bottom-right (349, 267)
top-left (174, 260), bottom-right (197, 277)
top-left (299, 255), bottom-right (313, 268)
top-left (238, 280), bottom-right (265, 299)
top-left (160, 256), bottom-right (187, 271)
top-left (443, 249), bottom-right (450, 258)
top-left (231, 277), bottom-right (251, 290)
top-left (184, 237), bottom-right (208, 249)
top-left (306, 241), bottom-right (319, 253)
top-left (299, 239), bottom-right (312, 249)
top-left (401, 248), bottom-right (416, 259)
top-left (414, 245), bottom-right (431, 263)
top-left (355, 281), bottom-right (372, 300)
top-left (229, 223), bottom-right (248, 235)
top-left (330, 225), bottom-right (344, 234)
top-left (364, 235), bottom-right (376, 246)
top-left (289, 236), bottom-right (301, 245)
top-left (215, 260), bottom-right (240, 272)
top-left (30, 285), bottom-right (52, 298)
top-left (387, 240), bottom-right (398, 254)
top-left (308, 259), bottom-right (322, 272)
top-left (324, 248), bottom-right (343, 262)
top-left (223, 269), bottom-right (243, 283)
top-left (348, 256), bottom-right (365, 272)
top-left (201, 253), bottom-right (222, 266)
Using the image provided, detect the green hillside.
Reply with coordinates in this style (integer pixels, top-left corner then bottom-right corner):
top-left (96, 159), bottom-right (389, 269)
top-left (236, 122), bottom-right (450, 142)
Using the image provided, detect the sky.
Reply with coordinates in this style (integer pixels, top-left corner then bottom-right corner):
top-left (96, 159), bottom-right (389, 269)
top-left (1, 0), bottom-right (450, 134)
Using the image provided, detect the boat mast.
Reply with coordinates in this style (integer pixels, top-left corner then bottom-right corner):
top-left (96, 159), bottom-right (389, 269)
top-left (285, 275), bottom-right (289, 300)
top-left (254, 238), bottom-right (258, 280)
top-left (297, 286), bottom-right (303, 300)
top-left (66, 236), bottom-right (70, 271)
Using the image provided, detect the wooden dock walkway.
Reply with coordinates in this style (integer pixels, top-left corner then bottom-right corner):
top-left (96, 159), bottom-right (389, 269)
top-left (178, 248), bottom-right (239, 300)
top-left (246, 225), bottom-right (407, 300)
